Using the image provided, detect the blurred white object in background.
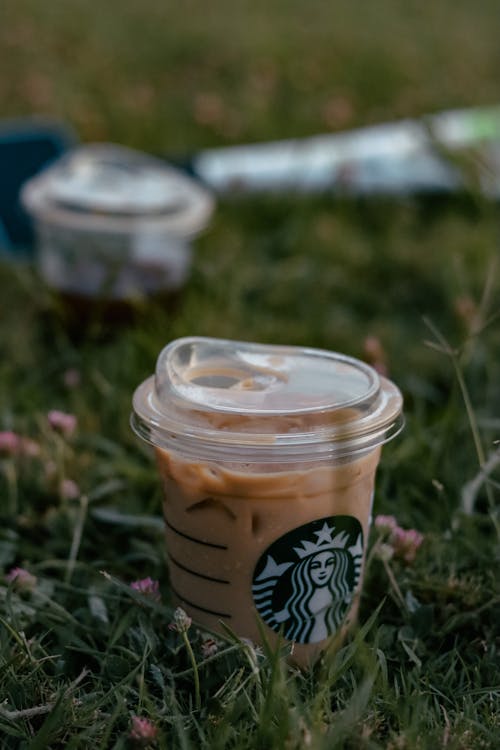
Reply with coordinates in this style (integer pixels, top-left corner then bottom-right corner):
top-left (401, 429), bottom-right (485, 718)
top-left (193, 106), bottom-right (500, 195)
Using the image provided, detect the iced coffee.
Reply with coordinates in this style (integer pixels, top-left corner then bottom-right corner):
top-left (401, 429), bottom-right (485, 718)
top-left (131, 337), bottom-right (403, 666)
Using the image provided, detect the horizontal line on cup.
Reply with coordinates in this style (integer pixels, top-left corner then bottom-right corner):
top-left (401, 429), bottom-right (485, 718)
top-left (168, 551), bottom-right (230, 585)
top-left (164, 516), bottom-right (228, 550)
top-left (170, 583), bottom-right (232, 619)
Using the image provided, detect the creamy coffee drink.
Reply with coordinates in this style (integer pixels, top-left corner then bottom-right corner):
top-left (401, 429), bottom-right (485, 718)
top-left (132, 337), bottom-right (403, 666)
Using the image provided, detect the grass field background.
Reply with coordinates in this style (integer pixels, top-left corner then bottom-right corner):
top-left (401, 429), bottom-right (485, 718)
top-left (0, 1), bottom-right (499, 748)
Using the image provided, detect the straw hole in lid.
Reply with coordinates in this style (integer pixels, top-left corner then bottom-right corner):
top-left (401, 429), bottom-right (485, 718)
top-left (191, 374), bottom-right (243, 388)
top-left (186, 365), bottom-right (275, 392)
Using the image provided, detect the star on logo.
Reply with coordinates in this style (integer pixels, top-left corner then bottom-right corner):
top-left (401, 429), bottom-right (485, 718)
top-left (314, 522), bottom-right (335, 545)
top-left (294, 524), bottom-right (350, 558)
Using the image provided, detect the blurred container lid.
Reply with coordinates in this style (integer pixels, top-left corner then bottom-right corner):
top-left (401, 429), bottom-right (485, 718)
top-left (21, 143), bottom-right (215, 236)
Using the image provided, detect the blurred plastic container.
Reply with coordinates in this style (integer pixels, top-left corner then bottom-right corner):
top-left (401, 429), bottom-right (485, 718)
top-left (21, 144), bottom-right (214, 302)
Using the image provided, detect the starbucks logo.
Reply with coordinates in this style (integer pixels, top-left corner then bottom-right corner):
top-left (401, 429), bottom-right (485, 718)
top-left (252, 516), bottom-right (363, 644)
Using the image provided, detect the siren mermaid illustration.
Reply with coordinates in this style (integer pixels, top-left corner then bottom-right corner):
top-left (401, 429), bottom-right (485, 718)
top-left (252, 519), bottom-right (363, 644)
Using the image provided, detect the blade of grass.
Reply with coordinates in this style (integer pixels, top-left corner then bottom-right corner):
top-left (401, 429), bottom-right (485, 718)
top-left (423, 316), bottom-right (498, 536)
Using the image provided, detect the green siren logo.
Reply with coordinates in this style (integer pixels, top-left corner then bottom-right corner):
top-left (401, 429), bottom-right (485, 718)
top-left (252, 516), bottom-right (363, 644)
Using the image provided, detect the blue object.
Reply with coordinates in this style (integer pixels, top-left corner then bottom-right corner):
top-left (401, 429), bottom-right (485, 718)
top-left (0, 118), bottom-right (76, 256)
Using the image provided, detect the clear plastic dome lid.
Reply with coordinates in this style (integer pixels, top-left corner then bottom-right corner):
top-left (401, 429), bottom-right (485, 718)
top-left (21, 144), bottom-right (214, 235)
top-left (131, 337), bottom-right (404, 461)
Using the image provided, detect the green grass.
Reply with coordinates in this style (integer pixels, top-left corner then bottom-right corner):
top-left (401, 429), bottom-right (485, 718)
top-left (1, 1), bottom-right (500, 748)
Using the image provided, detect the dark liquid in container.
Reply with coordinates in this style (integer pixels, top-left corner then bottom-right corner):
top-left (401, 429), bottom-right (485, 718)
top-left (43, 287), bottom-right (182, 341)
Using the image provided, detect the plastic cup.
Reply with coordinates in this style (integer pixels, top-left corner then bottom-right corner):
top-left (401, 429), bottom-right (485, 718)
top-left (21, 144), bottom-right (214, 306)
top-left (131, 336), bottom-right (403, 666)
